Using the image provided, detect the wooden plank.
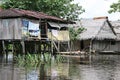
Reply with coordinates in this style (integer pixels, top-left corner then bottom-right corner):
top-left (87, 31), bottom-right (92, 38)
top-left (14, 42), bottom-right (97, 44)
top-left (14, 19), bottom-right (22, 39)
top-left (0, 18), bottom-right (22, 40)
top-left (58, 51), bottom-right (87, 55)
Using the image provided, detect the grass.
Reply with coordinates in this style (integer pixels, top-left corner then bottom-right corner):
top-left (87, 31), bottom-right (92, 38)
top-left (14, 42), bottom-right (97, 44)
top-left (14, 53), bottom-right (67, 68)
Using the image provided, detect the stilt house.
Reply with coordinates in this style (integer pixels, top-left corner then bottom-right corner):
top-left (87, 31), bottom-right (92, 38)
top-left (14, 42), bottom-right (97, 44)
top-left (0, 8), bottom-right (70, 54)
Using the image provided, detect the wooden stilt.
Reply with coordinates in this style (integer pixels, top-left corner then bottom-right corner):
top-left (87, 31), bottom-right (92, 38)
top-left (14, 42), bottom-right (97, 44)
top-left (5, 42), bottom-right (8, 54)
top-left (35, 42), bottom-right (39, 54)
top-left (58, 41), bottom-right (60, 52)
top-left (21, 41), bottom-right (25, 54)
top-left (6, 42), bottom-right (9, 62)
top-left (0, 41), bottom-right (3, 53)
top-left (2, 40), bottom-right (6, 54)
top-left (68, 41), bottom-right (71, 52)
top-left (48, 41), bottom-right (49, 52)
top-left (40, 40), bottom-right (52, 56)
top-left (12, 42), bottom-right (14, 54)
top-left (39, 41), bottom-right (41, 54)
top-left (43, 42), bottom-right (46, 54)
top-left (2, 40), bottom-right (8, 63)
top-left (25, 41), bottom-right (29, 54)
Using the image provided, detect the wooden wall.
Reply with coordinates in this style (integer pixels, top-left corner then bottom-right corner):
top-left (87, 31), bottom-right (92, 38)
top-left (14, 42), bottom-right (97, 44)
top-left (0, 18), bottom-right (41, 40)
top-left (0, 18), bottom-right (22, 40)
top-left (92, 40), bottom-right (120, 52)
top-left (70, 40), bottom-right (90, 51)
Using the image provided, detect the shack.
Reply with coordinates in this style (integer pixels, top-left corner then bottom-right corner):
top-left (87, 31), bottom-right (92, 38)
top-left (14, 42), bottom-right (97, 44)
top-left (74, 17), bottom-right (118, 53)
top-left (0, 8), bottom-right (70, 54)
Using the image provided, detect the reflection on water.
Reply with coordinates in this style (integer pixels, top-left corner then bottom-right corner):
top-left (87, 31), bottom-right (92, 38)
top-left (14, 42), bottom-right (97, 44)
top-left (1, 53), bottom-right (120, 80)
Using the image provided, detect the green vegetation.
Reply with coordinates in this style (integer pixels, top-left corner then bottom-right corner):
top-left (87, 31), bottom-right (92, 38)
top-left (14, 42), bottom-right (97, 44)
top-left (69, 27), bottom-right (85, 51)
top-left (14, 53), bottom-right (67, 68)
top-left (108, 0), bottom-right (120, 13)
top-left (1, 0), bottom-right (84, 20)
top-left (69, 27), bottom-right (85, 41)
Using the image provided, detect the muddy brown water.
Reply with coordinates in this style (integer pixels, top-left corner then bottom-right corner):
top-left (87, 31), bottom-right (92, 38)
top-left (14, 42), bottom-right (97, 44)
top-left (0, 53), bottom-right (120, 80)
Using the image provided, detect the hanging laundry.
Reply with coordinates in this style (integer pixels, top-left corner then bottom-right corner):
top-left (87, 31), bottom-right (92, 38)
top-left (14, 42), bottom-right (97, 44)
top-left (28, 21), bottom-right (40, 37)
top-left (52, 30), bottom-right (58, 37)
top-left (28, 21), bottom-right (39, 30)
top-left (22, 19), bottom-right (29, 27)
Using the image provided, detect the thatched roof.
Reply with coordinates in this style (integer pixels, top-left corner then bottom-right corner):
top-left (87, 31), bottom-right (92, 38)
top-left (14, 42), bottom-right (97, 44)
top-left (110, 21), bottom-right (120, 40)
top-left (110, 21), bottom-right (120, 34)
top-left (76, 19), bottom-right (116, 40)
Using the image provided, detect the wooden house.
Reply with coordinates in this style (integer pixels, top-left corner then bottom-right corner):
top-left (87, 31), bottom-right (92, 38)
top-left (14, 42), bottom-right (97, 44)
top-left (0, 8), bottom-right (70, 54)
top-left (74, 17), bottom-right (119, 53)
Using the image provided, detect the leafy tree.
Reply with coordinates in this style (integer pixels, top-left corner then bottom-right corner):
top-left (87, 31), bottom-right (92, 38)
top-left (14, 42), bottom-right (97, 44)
top-left (0, 0), bottom-right (84, 20)
top-left (108, 0), bottom-right (120, 13)
top-left (69, 27), bottom-right (84, 41)
top-left (69, 27), bottom-right (85, 51)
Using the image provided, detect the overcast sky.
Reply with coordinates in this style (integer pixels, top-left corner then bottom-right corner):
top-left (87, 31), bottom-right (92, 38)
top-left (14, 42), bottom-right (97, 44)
top-left (74, 0), bottom-right (120, 21)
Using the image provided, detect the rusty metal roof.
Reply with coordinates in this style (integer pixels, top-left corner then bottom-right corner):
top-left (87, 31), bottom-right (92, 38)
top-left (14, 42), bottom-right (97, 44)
top-left (0, 8), bottom-right (64, 21)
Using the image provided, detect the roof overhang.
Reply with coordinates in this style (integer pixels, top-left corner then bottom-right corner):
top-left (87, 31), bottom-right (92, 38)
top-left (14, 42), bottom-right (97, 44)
top-left (48, 22), bottom-right (68, 29)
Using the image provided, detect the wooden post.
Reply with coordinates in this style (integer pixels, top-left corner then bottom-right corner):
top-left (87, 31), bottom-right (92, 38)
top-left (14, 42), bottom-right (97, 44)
top-left (39, 41), bottom-right (41, 54)
top-left (12, 41), bottom-right (14, 54)
top-left (58, 41), bottom-right (60, 52)
top-left (2, 40), bottom-right (6, 54)
top-left (51, 32), bottom-right (53, 55)
top-left (68, 41), bottom-right (71, 52)
top-left (2, 40), bottom-right (8, 63)
top-left (34, 42), bottom-right (36, 53)
top-left (5, 42), bottom-right (8, 54)
top-left (89, 40), bottom-right (92, 53)
top-left (0, 41), bottom-right (3, 53)
top-left (21, 41), bottom-right (25, 54)
top-left (49, 41), bottom-right (51, 53)
top-left (43, 42), bottom-right (46, 53)
top-left (51, 40), bottom-right (53, 55)
top-left (6, 42), bottom-right (9, 62)
top-left (89, 39), bottom-right (93, 64)
top-left (35, 42), bottom-right (39, 54)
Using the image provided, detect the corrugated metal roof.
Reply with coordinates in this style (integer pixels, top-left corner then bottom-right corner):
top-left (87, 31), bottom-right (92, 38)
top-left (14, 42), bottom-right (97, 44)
top-left (48, 22), bottom-right (68, 28)
top-left (77, 19), bottom-right (116, 40)
top-left (0, 8), bottom-right (64, 21)
top-left (48, 22), bottom-right (60, 28)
